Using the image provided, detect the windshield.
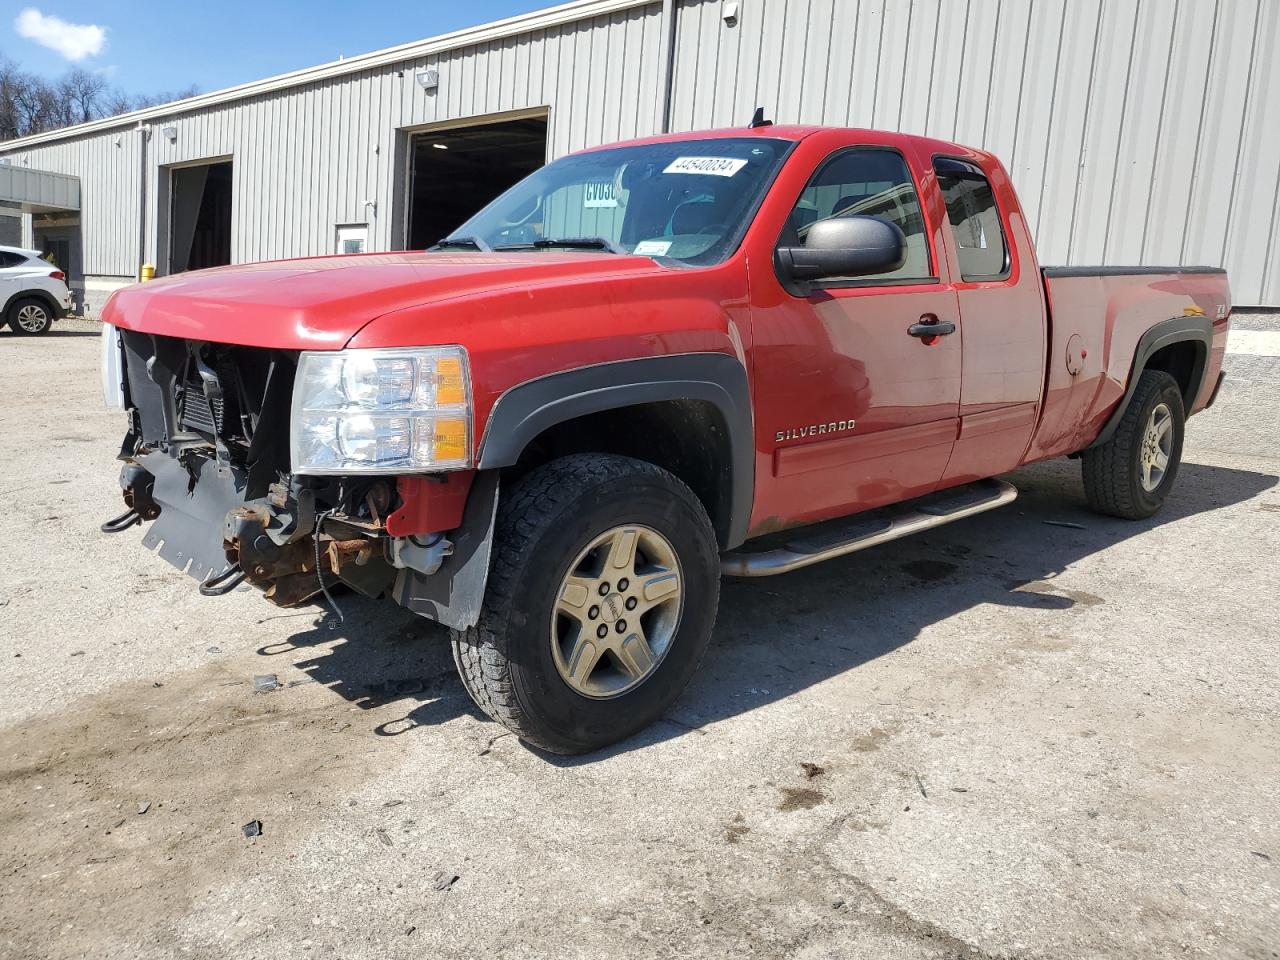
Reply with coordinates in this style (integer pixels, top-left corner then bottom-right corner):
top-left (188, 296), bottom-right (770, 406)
top-left (440, 137), bottom-right (790, 265)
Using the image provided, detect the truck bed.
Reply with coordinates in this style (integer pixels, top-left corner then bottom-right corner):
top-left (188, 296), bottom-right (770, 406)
top-left (1027, 265), bottom-right (1231, 462)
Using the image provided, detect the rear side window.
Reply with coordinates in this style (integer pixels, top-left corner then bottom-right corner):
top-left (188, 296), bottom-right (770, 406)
top-left (786, 148), bottom-right (933, 283)
top-left (934, 158), bottom-right (1009, 280)
top-left (0, 252), bottom-right (24, 268)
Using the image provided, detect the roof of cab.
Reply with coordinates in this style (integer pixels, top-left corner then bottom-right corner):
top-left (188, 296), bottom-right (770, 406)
top-left (576, 124), bottom-right (981, 160)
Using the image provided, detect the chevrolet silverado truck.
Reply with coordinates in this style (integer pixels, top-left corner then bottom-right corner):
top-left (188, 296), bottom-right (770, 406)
top-left (99, 124), bottom-right (1230, 753)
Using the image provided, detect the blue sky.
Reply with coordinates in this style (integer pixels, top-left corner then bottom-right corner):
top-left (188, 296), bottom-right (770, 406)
top-left (2, 1), bottom-right (554, 96)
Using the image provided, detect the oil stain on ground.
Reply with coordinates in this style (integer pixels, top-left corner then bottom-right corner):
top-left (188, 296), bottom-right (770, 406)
top-left (899, 560), bottom-right (959, 583)
top-left (850, 726), bottom-right (894, 753)
top-left (778, 787), bottom-right (827, 811)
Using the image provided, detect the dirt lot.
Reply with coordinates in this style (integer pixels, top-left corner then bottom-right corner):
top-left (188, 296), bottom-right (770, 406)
top-left (1, 317), bottom-right (1278, 960)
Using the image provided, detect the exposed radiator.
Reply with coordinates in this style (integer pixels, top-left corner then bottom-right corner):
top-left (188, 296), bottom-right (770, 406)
top-left (178, 373), bottom-right (226, 435)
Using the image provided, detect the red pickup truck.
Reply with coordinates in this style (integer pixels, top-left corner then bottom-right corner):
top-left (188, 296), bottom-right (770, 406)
top-left (99, 124), bottom-right (1230, 753)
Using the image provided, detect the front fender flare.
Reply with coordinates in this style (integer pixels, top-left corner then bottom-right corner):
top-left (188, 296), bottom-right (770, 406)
top-left (477, 352), bottom-right (755, 549)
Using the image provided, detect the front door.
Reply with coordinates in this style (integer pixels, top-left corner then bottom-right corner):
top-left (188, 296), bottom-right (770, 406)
top-left (749, 145), bottom-right (962, 532)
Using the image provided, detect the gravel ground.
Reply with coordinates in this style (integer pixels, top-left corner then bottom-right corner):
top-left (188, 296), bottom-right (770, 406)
top-left (1, 315), bottom-right (1277, 960)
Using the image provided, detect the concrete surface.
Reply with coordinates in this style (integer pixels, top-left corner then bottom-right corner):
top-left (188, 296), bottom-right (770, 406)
top-left (1, 316), bottom-right (1277, 960)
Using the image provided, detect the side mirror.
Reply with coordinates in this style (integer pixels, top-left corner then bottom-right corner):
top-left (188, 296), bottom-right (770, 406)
top-left (777, 215), bottom-right (906, 282)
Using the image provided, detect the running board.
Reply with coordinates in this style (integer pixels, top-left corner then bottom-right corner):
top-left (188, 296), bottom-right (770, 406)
top-left (721, 478), bottom-right (1018, 577)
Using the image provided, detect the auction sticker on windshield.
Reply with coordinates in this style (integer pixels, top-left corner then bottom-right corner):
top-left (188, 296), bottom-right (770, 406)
top-left (634, 240), bottom-right (672, 256)
top-left (664, 157), bottom-right (748, 177)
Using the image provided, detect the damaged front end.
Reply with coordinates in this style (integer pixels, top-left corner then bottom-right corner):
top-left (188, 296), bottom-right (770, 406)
top-left (100, 326), bottom-right (494, 628)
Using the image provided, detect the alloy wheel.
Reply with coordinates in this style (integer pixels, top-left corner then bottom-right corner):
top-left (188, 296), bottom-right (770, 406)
top-left (1139, 402), bottom-right (1173, 492)
top-left (550, 524), bottom-right (684, 699)
top-left (15, 303), bottom-right (49, 332)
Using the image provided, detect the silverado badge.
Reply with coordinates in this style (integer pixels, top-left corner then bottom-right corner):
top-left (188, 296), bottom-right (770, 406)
top-left (776, 419), bottom-right (856, 443)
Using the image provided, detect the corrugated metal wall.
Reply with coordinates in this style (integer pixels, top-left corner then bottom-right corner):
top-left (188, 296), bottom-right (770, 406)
top-left (1, 0), bottom-right (1277, 303)
top-left (141, 1), bottom-right (665, 268)
top-left (4, 134), bottom-right (140, 277)
top-left (0, 165), bottom-right (80, 211)
top-left (670, 0), bottom-right (1280, 304)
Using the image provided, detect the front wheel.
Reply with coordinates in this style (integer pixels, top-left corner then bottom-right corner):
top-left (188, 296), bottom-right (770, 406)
top-left (1081, 369), bottom-right (1186, 520)
top-left (451, 454), bottom-right (720, 754)
top-left (7, 297), bottom-right (53, 335)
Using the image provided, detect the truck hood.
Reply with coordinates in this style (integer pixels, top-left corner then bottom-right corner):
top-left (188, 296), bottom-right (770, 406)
top-left (102, 251), bottom-right (669, 350)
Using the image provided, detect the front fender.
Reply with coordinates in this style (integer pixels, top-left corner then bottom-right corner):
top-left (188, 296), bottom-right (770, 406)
top-left (476, 352), bottom-right (755, 548)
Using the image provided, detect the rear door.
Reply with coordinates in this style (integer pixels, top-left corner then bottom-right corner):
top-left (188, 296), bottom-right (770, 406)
top-left (0, 251), bottom-right (26, 314)
top-left (748, 143), bottom-right (963, 529)
top-left (932, 156), bottom-right (1046, 484)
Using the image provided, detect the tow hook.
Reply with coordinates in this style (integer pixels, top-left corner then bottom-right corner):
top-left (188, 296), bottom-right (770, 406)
top-left (100, 509), bottom-right (143, 533)
top-left (102, 462), bottom-right (161, 533)
top-left (199, 565), bottom-right (247, 597)
top-left (225, 506), bottom-right (328, 606)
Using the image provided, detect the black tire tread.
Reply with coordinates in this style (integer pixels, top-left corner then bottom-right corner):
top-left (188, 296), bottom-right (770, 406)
top-left (451, 453), bottom-right (716, 752)
top-left (1081, 369), bottom-right (1182, 520)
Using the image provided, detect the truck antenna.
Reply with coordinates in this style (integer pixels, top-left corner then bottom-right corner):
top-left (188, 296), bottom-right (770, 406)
top-left (749, 107), bottom-right (773, 128)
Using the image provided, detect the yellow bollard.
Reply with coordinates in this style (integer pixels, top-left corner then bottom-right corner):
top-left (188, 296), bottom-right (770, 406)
top-left (140, 263), bottom-right (155, 282)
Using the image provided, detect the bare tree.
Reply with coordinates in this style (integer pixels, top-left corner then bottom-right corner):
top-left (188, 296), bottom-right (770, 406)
top-left (61, 69), bottom-right (109, 125)
top-left (129, 85), bottom-right (201, 111)
top-left (0, 57), bottom-right (25, 141)
top-left (0, 53), bottom-right (199, 141)
top-left (101, 89), bottom-right (133, 117)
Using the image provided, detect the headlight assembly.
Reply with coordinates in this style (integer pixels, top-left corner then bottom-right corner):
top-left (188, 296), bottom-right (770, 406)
top-left (290, 346), bottom-right (472, 474)
top-left (100, 322), bottom-right (126, 410)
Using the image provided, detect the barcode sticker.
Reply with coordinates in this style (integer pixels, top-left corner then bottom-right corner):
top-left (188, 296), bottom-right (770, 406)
top-left (663, 156), bottom-right (748, 177)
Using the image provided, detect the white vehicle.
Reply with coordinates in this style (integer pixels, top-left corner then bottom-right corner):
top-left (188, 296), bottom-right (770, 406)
top-left (0, 246), bottom-right (72, 335)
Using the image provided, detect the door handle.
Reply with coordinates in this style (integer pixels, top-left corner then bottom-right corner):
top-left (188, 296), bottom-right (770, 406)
top-left (908, 317), bottom-right (956, 340)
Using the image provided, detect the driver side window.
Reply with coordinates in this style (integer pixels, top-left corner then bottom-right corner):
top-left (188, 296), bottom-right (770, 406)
top-left (787, 149), bottom-right (933, 283)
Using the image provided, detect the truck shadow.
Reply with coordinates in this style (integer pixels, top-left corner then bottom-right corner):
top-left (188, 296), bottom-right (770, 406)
top-left (267, 457), bottom-right (1277, 757)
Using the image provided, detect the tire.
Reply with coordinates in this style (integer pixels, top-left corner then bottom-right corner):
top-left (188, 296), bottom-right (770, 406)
top-left (1081, 369), bottom-right (1185, 520)
top-left (7, 296), bottom-right (54, 335)
top-left (452, 453), bottom-right (720, 754)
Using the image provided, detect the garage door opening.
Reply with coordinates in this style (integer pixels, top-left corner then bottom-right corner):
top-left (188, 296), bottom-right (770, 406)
top-left (170, 160), bottom-right (232, 273)
top-left (407, 117), bottom-right (547, 249)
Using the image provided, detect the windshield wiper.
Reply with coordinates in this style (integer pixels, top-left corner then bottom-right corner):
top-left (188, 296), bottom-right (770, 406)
top-left (433, 235), bottom-right (491, 252)
top-left (495, 236), bottom-right (624, 255)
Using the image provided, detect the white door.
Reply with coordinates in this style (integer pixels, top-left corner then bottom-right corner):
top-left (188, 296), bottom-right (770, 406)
top-left (0, 251), bottom-right (23, 312)
top-left (336, 224), bottom-right (368, 255)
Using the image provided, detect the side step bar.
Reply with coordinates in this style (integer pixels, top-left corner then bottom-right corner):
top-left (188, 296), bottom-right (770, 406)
top-left (721, 478), bottom-right (1018, 577)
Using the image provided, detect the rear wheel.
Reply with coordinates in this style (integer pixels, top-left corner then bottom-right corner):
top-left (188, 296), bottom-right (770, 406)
top-left (1082, 369), bottom-right (1185, 519)
top-left (7, 297), bottom-right (53, 335)
top-left (451, 454), bottom-right (720, 754)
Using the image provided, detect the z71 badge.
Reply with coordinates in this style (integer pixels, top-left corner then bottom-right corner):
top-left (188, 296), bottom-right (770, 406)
top-left (776, 418), bottom-right (856, 443)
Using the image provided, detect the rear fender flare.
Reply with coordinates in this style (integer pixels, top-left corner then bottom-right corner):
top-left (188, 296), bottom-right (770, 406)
top-left (477, 352), bottom-right (755, 548)
top-left (1088, 315), bottom-right (1211, 450)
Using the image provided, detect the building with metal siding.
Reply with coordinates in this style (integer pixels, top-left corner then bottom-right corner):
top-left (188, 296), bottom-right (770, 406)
top-left (0, 0), bottom-right (1277, 313)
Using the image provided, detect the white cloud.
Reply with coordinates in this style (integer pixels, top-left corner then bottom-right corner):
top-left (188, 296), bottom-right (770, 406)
top-left (14, 8), bottom-right (107, 62)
